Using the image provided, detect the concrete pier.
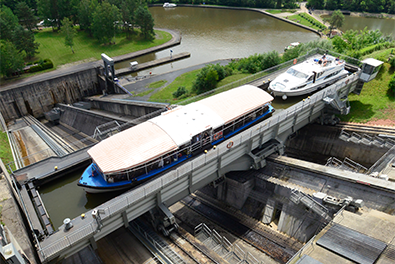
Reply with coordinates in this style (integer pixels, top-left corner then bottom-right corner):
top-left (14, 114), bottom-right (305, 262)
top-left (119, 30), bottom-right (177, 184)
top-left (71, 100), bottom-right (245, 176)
top-left (115, 52), bottom-right (191, 76)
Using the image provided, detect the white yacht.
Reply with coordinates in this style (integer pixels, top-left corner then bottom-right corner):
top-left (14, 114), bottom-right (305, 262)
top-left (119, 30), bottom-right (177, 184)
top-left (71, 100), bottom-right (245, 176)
top-left (269, 55), bottom-right (349, 100)
top-left (163, 2), bottom-right (177, 7)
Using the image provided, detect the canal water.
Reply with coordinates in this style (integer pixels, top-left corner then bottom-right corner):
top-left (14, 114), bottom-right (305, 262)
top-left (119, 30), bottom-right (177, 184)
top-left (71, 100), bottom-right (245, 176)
top-left (115, 6), bottom-right (319, 74)
top-left (323, 15), bottom-right (395, 37)
top-left (39, 169), bottom-right (124, 228)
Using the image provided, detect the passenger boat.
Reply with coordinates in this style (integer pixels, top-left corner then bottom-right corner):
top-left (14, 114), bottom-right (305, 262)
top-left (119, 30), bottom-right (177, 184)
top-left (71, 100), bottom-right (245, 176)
top-left (163, 2), bottom-right (177, 7)
top-left (78, 85), bottom-right (274, 193)
top-left (268, 54), bottom-right (349, 100)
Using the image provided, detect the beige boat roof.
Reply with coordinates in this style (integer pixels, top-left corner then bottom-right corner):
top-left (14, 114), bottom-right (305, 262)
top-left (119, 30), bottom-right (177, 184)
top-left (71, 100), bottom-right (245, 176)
top-left (89, 85), bottom-right (273, 174)
top-left (88, 121), bottom-right (178, 174)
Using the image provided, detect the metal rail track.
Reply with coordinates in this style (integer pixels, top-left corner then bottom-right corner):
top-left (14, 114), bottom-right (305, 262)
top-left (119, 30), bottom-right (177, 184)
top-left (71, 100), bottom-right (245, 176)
top-left (178, 193), bottom-right (302, 264)
top-left (169, 232), bottom-right (214, 264)
top-left (337, 122), bottom-right (395, 137)
top-left (23, 115), bottom-right (75, 155)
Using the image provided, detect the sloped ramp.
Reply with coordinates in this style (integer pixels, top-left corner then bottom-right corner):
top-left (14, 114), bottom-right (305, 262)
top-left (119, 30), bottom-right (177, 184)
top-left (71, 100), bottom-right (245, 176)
top-left (317, 224), bottom-right (387, 264)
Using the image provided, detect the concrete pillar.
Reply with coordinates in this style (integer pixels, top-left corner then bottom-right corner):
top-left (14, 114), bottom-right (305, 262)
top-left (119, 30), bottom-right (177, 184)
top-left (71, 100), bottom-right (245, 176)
top-left (261, 198), bottom-right (276, 224)
top-left (122, 211), bottom-right (128, 228)
top-left (225, 176), bottom-right (255, 210)
top-left (89, 236), bottom-right (97, 250)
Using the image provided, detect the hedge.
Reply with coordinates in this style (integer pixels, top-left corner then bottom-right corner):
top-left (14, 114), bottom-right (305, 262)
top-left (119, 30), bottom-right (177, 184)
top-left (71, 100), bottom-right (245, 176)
top-left (28, 59), bottom-right (54, 73)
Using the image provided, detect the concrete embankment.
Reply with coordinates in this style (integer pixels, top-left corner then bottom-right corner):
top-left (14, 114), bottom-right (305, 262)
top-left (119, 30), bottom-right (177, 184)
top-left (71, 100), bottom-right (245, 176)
top-left (116, 52), bottom-right (191, 76)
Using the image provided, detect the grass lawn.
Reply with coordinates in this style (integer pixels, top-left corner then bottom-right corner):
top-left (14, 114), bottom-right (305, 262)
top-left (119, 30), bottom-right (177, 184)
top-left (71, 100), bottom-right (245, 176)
top-left (287, 14), bottom-right (325, 31)
top-left (0, 132), bottom-right (12, 166)
top-left (147, 71), bottom-right (252, 103)
top-left (149, 69), bottom-right (201, 103)
top-left (266, 9), bottom-right (296, 14)
top-left (342, 62), bottom-right (395, 123)
top-left (34, 28), bottom-right (172, 69)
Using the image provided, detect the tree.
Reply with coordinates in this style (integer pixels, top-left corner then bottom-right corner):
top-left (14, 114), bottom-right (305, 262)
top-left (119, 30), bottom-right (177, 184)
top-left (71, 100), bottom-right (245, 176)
top-left (0, 41), bottom-right (25, 77)
top-left (78, 0), bottom-right (97, 33)
top-left (119, 0), bottom-right (139, 38)
top-left (327, 10), bottom-right (344, 30)
top-left (13, 25), bottom-right (40, 58)
top-left (37, 0), bottom-right (58, 29)
top-left (60, 17), bottom-right (76, 53)
top-left (135, 6), bottom-right (155, 40)
top-left (15, 1), bottom-right (36, 31)
top-left (91, 2), bottom-right (120, 44)
top-left (192, 64), bottom-right (219, 94)
top-left (0, 5), bottom-right (19, 41)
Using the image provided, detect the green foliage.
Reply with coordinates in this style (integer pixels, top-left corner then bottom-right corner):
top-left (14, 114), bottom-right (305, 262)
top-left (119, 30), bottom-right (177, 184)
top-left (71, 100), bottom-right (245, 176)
top-left (389, 57), bottom-right (395, 69)
top-left (230, 51), bottom-right (281, 74)
top-left (15, 1), bottom-right (36, 31)
top-left (0, 40), bottom-right (25, 77)
top-left (282, 39), bottom-right (333, 62)
top-left (389, 74), bottom-right (395, 94)
top-left (0, 5), bottom-right (19, 41)
top-left (91, 2), bottom-right (120, 44)
top-left (173, 86), bottom-right (188, 99)
top-left (28, 59), bottom-right (54, 72)
top-left (326, 10), bottom-right (344, 29)
top-left (0, 130), bottom-right (13, 164)
top-left (13, 25), bottom-right (40, 58)
top-left (78, 0), bottom-right (97, 33)
top-left (61, 17), bottom-right (76, 53)
top-left (359, 42), bottom-right (395, 57)
top-left (290, 13), bottom-right (326, 30)
top-left (331, 28), bottom-right (395, 59)
top-left (135, 6), bottom-right (155, 40)
top-left (192, 64), bottom-right (219, 94)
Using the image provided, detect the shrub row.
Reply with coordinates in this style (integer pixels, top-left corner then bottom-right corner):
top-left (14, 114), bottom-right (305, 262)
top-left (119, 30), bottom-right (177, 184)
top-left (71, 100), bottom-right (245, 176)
top-left (359, 42), bottom-right (395, 57)
top-left (28, 59), bottom-right (54, 73)
top-left (298, 13), bottom-right (326, 30)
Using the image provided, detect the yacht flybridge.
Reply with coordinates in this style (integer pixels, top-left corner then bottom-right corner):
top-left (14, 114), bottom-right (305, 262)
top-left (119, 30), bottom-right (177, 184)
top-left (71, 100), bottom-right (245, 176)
top-left (269, 55), bottom-right (349, 100)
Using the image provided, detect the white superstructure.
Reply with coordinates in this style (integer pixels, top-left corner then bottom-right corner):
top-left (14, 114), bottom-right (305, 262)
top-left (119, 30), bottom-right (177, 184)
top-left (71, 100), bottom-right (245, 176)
top-left (269, 55), bottom-right (349, 100)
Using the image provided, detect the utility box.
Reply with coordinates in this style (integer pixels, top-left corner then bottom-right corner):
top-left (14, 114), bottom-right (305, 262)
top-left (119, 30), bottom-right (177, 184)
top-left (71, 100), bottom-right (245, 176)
top-left (130, 61), bottom-right (138, 69)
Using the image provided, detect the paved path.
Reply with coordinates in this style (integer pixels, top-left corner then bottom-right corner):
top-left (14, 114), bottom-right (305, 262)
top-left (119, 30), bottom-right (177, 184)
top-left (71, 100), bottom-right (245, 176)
top-left (118, 59), bottom-right (232, 102)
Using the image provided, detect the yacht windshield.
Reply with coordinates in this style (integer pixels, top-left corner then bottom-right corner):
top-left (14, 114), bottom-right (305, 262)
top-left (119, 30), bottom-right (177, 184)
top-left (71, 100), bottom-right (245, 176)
top-left (286, 68), bottom-right (308, 79)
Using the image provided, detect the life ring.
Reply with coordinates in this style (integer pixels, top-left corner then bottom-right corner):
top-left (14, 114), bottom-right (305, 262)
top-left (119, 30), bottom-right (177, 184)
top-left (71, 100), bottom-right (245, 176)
top-left (213, 131), bottom-right (223, 141)
top-left (293, 59), bottom-right (297, 65)
top-left (227, 141), bottom-right (233, 149)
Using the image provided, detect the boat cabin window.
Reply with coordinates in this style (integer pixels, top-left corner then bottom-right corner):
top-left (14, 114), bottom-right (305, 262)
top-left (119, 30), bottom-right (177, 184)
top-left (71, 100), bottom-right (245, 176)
top-left (307, 75), bottom-right (313, 82)
top-left (286, 68), bottom-right (308, 79)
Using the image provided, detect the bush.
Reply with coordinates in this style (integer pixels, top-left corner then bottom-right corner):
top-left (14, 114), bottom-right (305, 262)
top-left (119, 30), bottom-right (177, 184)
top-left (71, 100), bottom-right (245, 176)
top-left (389, 56), bottom-right (395, 69)
top-left (389, 74), bottom-right (395, 95)
top-left (28, 59), bottom-right (54, 73)
top-left (173, 86), bottom-right (188, 98)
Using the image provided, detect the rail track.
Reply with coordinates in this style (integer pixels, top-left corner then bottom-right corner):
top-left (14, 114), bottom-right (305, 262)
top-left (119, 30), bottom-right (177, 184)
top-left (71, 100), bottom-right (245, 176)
top-left (174, 192), bottom-right (303, 264)
top-left (337, 122), bottom-right (395, 137)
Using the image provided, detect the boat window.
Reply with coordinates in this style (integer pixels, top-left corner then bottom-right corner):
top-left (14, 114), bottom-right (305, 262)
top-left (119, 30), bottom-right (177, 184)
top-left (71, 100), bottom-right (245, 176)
top-left (286, 68), bottom-right (308, 79)
top-left (307, 75), bottom-right (313, 82)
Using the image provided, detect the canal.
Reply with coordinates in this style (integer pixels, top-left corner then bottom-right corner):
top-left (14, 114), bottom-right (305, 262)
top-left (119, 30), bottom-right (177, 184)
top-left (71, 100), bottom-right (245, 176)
top-left (115, 6), bottom-right (319, 74)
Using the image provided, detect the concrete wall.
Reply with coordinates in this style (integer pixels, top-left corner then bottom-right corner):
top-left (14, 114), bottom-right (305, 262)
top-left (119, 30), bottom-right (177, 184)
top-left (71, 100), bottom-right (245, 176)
top-left (0, 67), bottom-right (101, 123)
top-left (87, 97), bottom-right (166, 119)
top-left (57, 104), bottom-right (126, 136)
top-left (285, 123), bottom-right (388, 167)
